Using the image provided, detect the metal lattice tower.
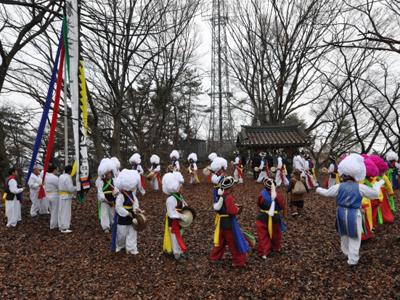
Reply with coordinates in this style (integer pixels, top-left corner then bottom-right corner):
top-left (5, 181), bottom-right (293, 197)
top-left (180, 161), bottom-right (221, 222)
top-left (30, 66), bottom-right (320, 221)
top-left (208, 0), bottom-right (234, 148)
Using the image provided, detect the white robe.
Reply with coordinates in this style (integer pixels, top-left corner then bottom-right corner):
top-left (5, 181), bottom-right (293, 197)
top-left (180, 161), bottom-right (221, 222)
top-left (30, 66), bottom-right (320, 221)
top-left (293, 155), bottom-right (305, 173)
top-left (96, 177), bottom-right (115, 231)
top-left (115, 193), bottom-right (139, 254)
top-left (28, 173), bottom-right (49, 216)
top-left (136, 165), bottom-right (146, 195)
top-left (45, 173), bottom-right (59, 229)
top-left (5, 178), bottom-right (23, 227)
top-left (189, 162), bottom-right (198, 184)
top-left (328, 163), bottom-right (337, 188)
top-left (257, 160), bottom-right (267, 183)
top-left (233, 156), bottom-right (243, 184)
top-left (166, 195), bottom-right (185, 256)
top-left (275, 156), bottom-right (289, 187)
top-left (150, 165), bottom-right (161, 191)
top-left (211, 174), bottom-right (223, 185)
top-left (58, 173), bottom-right (76, 230)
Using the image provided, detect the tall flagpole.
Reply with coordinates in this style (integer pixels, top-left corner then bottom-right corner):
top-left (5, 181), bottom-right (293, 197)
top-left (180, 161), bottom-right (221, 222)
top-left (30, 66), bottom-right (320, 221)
top-left (63, 55), bottom-right (69, 166)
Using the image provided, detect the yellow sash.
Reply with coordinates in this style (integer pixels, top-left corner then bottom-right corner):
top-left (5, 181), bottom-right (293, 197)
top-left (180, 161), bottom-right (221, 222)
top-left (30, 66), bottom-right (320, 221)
top-left (104, 191), bottom-right (113, 195)
top-left (335, 173), bottom-right (340, 184)
top-left (382, 175), bottom-right (394, 196)
top-left (3, 193), bottom-right (6, 212)
top-left (194, 174), bottom-right (200, 184)
top-left (163, 213), bottom-right (172, 254)
top-left (362, 198), bottom-right (373, 229)
top-left (213, 214), bottom-right (228, 247)
top-left (260, 209), bottom-right (278, 239)
top-left (59, 191), bottom-right (72, 196)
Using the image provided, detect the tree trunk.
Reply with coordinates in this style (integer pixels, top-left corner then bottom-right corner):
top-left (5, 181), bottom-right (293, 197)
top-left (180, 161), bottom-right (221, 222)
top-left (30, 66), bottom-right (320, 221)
top-left (111, 113), bottom-right (121, 158)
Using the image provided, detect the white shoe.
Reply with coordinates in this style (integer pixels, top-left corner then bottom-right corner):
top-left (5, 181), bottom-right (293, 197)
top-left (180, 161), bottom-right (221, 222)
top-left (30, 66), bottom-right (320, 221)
top-left (104, 229), bottom-right (110, 233)
top-left (261, 255), bottom-right (267, 260)
top-left (128, 250), bottom-right (139, 255)
top-left (61, 229), bottom-right (72, 233)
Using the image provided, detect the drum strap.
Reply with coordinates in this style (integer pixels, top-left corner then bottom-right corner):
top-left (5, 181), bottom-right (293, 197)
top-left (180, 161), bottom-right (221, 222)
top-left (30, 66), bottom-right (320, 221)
top-left (102, 179), bottom-right (112, 191)
top-left (171, 192), bottom-right (188, 207)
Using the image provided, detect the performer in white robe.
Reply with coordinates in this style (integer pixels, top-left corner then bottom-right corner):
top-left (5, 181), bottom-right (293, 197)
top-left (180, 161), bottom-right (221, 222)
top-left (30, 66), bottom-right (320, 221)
top-left (28, 164), bottom-right (48, 216)
top-left (187, 153), bottom-right (200, 184)
top-left (149, 154), bottom-right (161, 191)
top-left (129, 153), bottom-right (146, 195)
top-left (170, 150), bottom-right (180, 171)
top-left (328, 157), bottom-right (339, 188)
top-left (233, 154), bottom-right (244, 184)
top-left (293, 153), bottom-right (305, 174)
top-left (162, 172), bottom-right (188, 261)
top-left (113, 169), bottom-right (142, 255)
top-left (5, 167), bottom-right (24, 228)
top-left (256, 153), bottom-right (268, 183)
top-left (45, 165), bottom-right (59, 229)
top-left (204, 152), bottom-right (218, 183)
top-left (58, 166), bottom-right (76, 233)
top-left (96, 158), bottom-right (117, 233)
top-left (275, 155), bottom-right (289, 187)
top-left (211, 157), bottom-right (228, 200)
top-left (316, 154), bottom-right (383, 265)
top-left (304, 156), bottom-right (317, 189)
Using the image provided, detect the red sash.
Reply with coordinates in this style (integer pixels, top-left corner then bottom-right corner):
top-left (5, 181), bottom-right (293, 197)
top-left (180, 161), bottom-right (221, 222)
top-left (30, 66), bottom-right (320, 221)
top-left (171, 220), bottom-right (187, 252)
top-left (140, 175), bottom-right (146, 190)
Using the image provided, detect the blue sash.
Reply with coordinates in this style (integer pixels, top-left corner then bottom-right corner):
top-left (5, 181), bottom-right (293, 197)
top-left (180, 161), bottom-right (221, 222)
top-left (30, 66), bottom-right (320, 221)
top-left (231, 217), bottom-right (250, 254)
top-left (393, 170), bottom-right (399, 189)
top-left (212, 176), bottom-right (224, 203)
top-left (110, 213), bottom-right (118, 251)
top-left (261, 189), bottom-right (272, 207)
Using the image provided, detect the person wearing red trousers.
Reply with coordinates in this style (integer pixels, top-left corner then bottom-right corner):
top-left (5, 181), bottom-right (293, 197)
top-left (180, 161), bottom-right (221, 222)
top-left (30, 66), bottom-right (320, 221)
top-left (210, 176), bottom-right (249, 267)
top-left (256, 178), bottom-right (287, 259)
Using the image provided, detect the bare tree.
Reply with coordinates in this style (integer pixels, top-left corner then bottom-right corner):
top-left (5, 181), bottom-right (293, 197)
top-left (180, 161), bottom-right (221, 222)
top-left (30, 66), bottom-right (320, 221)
top-left (0, 105), bottom-right (36, 177)
top-left (334, 0), bottom-right (400, 54)
top-left (81, 0), bottom-right (199, 159)
top-left (0, 0), bottom-right (61, 93)
top-left (227, 0), bottom-right (342, 126)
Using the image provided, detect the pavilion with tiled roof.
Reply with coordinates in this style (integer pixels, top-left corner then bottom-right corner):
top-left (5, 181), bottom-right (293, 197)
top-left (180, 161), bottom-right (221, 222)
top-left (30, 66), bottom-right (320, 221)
top-left (236, 124), bottom-right (309, 153)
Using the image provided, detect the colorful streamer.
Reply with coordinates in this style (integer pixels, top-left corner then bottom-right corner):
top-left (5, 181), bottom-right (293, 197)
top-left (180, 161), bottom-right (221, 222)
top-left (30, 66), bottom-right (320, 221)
top-left (38, 41), bottom-right (65, 199)
top-left (25, 33), bottom-right (63, 184)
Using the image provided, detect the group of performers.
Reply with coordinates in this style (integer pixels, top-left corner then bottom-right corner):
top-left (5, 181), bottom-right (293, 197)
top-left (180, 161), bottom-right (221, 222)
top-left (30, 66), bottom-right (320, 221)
top-left (5, 164), bottom-right (76, 233)
top-left (3, 148), bottom-right (399, 267)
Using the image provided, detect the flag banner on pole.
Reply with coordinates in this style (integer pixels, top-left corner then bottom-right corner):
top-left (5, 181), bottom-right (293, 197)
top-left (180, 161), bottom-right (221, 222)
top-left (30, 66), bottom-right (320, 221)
top-left (25, 33), bottom-right (64, 185)
top-left (66, 0), bottom-right (80, 193)
top-left (78, 59), bottom-right (90, 195)
top-left (66, 0), bottom-right (90, 202)
top-left (38, 39), bottom-right (65, 199)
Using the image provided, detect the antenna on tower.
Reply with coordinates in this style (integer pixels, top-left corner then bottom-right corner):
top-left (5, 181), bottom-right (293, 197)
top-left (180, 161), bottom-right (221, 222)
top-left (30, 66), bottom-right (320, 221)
top-left (207, 0), bottom-right (234, 152)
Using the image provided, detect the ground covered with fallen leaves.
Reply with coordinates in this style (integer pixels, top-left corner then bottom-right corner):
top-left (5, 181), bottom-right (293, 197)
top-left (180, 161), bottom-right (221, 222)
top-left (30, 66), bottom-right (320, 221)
top-left (1, 172), bottom-right (400, 299)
